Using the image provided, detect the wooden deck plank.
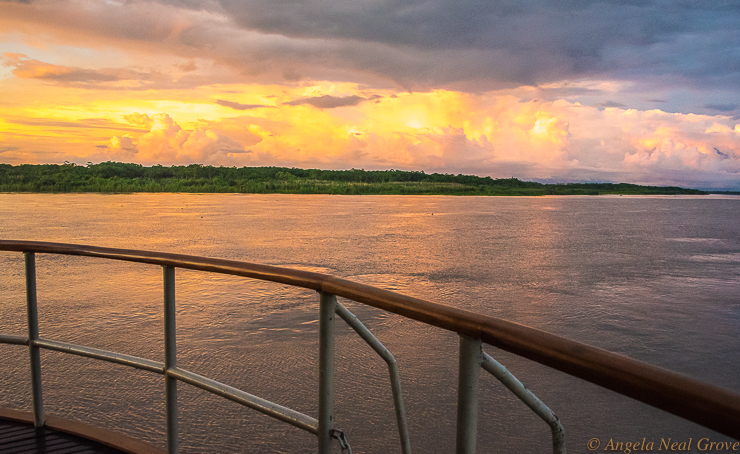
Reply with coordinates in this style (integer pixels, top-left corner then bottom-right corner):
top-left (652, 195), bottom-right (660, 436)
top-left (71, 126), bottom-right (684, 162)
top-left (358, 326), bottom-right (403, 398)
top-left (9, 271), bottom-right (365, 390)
top-left (0, 409), bottom-right (165, 454)
top-left (0, 420), bottom-right (123, 454)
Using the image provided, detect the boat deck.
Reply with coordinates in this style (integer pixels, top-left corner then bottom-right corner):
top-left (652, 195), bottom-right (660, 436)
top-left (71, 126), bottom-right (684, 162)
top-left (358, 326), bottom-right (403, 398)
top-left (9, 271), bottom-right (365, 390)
top-left (0, 408), bottom-right (164, 454)
top-left (0, 419), bottom-right (123, 454)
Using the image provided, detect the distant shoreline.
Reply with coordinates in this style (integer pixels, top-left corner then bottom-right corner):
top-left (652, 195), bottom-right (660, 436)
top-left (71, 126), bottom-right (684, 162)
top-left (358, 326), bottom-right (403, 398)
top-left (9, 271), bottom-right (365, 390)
top-left (0, 162), bottom-right (711, 196)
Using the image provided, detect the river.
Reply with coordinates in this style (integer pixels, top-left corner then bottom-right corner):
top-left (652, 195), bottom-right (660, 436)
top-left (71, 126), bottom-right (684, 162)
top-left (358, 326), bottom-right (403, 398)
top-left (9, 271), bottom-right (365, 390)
top-left (1, 193), bottom-right (739, 453)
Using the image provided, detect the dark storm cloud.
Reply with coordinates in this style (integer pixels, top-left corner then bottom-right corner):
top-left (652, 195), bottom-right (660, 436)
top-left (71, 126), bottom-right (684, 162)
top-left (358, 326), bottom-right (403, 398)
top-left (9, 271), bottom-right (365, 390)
top-left (6, 1), bottom-right (740, 93)
top-left (704, 103), bottom-right (738, 112)
top-left (192, 0), bottom-right (740, 90)
top-left (283, 95), bottom-right (365, 109)
top-left (216, 99), bottom-right (273, 110)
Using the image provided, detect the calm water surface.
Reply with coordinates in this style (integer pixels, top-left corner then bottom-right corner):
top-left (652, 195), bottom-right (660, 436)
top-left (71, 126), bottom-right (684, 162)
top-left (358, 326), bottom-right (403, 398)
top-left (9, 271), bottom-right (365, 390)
top-left (1, 194), bottom-right (739, 453)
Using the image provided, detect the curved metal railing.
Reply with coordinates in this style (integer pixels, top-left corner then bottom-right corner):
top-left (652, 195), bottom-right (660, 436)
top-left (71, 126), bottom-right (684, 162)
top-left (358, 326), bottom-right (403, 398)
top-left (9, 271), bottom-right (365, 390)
top-left (1, 240), bottom-right (739, 453)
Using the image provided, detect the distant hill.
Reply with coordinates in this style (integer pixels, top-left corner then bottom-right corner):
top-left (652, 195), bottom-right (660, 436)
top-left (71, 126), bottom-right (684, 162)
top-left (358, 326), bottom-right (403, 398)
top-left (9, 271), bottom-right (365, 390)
top-left (0, 162), bottom-right (707, 196)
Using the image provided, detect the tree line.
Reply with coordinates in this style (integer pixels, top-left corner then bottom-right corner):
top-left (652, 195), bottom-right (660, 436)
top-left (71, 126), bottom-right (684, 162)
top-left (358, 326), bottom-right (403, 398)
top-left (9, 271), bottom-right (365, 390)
top-left (0, 162), bottom-right (707, 196)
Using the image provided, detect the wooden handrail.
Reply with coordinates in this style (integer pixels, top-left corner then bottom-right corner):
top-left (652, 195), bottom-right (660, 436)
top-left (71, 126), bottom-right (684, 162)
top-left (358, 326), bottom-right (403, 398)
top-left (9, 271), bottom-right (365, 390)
top-left (1, 239), bottom-right (739, 439)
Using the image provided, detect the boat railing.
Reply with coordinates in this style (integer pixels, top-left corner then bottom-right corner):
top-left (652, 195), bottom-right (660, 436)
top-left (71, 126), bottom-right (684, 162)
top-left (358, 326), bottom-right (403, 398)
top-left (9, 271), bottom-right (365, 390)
top-left (1, 240), bottom-right (739, 453)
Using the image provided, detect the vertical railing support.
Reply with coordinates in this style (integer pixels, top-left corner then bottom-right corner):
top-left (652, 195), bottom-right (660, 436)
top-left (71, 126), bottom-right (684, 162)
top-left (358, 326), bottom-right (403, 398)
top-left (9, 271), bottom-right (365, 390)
top-left (481, 353), bottom-right (565, 454)
top-left (25, 252), bottom-right (44, 428)
top-left (456, 335), bottom-right (482, 454)
top-left (334, 302), bottom-right (411, 454)
top-left (318, 292), bottom-right (337, 454)
top-left (163, 266), bottom-right (178, 454)
top-left (387, 360), bottom-right (412, 454)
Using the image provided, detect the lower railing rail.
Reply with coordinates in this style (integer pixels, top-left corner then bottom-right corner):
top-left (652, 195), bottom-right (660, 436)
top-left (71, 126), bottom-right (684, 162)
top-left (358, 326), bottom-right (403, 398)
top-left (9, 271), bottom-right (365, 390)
top-left (1, 240), bottom-right (739, 454)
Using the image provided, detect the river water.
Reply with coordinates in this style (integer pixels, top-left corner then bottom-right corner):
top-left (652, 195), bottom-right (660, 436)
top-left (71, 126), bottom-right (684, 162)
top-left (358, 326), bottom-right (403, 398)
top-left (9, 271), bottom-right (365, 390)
top-left (1, 193), bottom-right (739, 453)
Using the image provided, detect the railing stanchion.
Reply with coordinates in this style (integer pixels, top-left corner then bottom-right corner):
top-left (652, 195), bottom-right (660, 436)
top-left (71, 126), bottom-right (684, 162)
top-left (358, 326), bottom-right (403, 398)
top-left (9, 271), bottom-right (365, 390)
top-left (334, 302), bottom-right (411, 453)
top-left (25, 252), bottom-right (44, 428)
top-left (318, 292), bottom-right (337, 454)
top-left (481, 352), bottom-right (565, 454)
top-left (163, 266), bottom-right (178, 454)
top-left (456, 335), bottom-right (482, 454)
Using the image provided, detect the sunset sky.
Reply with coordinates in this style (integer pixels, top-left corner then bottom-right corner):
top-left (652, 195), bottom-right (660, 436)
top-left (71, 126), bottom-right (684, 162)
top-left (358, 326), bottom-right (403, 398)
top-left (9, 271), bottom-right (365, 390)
top-left (1, 0), bottom-right (739, 189)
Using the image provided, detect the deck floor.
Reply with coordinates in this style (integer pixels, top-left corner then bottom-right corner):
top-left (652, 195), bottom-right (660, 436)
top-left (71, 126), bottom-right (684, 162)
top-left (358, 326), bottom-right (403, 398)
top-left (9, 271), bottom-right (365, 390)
top-left (0, 419), bottom-right (127, 454)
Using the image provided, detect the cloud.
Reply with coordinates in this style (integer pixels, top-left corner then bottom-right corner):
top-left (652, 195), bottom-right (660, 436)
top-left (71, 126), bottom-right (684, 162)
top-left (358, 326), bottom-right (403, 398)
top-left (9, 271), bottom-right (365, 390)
top-left (5, 116), bottom-right (148, 133)
top-left (208, 0), bottom-right (740, 90)
top-left (704, 103), bottom-right (738, 112)
top-left (4, 90), bottom-right (739, 189)
top-left (215, 99), bottom-right (273, 110)
top-left (108, 135), bottom-right (138, 156)
top-left (102, 113), bottom-right (255, 164)
top-left (182, 92), bottom-right (740, 188)
top-left (123, 113), bottom-right (154, 129)
top-left (3, 53), bottom-right (124, 85)
top-left (15, 63), bottom-right (117, 82)
top-left (1, 52), bottom-right (217, 90)
top-left (283, 95), bottom-right (365, 109)
top-left (597, 100), bottom-right (628, 109)
top-left (175, 60), bottom-right (197, 72)
top-left (4, 0), bottom-right (738, 95)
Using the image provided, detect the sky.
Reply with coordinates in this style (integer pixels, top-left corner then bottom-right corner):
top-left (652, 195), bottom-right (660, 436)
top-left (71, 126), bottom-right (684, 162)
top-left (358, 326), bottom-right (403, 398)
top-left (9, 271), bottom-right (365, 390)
top-left (1, 0), bottom-right (739, 189)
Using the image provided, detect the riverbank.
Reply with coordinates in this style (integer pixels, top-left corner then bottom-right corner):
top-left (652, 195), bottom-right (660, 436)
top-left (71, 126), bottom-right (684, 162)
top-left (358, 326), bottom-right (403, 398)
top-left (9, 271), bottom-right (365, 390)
top-left (0, 162), bottom-right (707, 196)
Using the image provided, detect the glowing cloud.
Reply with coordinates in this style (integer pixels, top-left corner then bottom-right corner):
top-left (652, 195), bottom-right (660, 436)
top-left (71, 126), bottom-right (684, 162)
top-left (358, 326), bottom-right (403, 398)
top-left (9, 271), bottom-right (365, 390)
top-left (99, 113), bottom-right (252, 164)
top-left (44, 89), bottom-right (727, 188)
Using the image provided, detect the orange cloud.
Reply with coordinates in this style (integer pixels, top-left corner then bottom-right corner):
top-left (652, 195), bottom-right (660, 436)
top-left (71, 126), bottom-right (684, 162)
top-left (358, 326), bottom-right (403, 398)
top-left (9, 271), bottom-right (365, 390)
top-left (100, 113), bottom-right (254, 164)
top-left (3, 53), bottom-right (120, 84)
top-left (4, 53), bottom-right (68, 79)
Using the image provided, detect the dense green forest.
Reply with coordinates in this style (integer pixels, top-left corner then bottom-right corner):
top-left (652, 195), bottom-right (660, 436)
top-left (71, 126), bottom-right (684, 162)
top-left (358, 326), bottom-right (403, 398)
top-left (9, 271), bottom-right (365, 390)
top-left (0, 162), bottom-right (707, 196)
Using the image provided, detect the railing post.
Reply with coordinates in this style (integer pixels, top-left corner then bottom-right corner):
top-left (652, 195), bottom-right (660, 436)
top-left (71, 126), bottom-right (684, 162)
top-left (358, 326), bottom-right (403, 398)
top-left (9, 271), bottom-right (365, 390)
top-left (334, 302), bottom-right (411, 454)
top-left (163, 266), bottom-right (178, 454)
top-left (481, 352), bottom-right (566, 454)
top-left (318, 292), bottom-right (337, 454)
top-left (25, 252), bottom-right (44, 428)
top-left (456, 335), bottom-right (482, 454)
